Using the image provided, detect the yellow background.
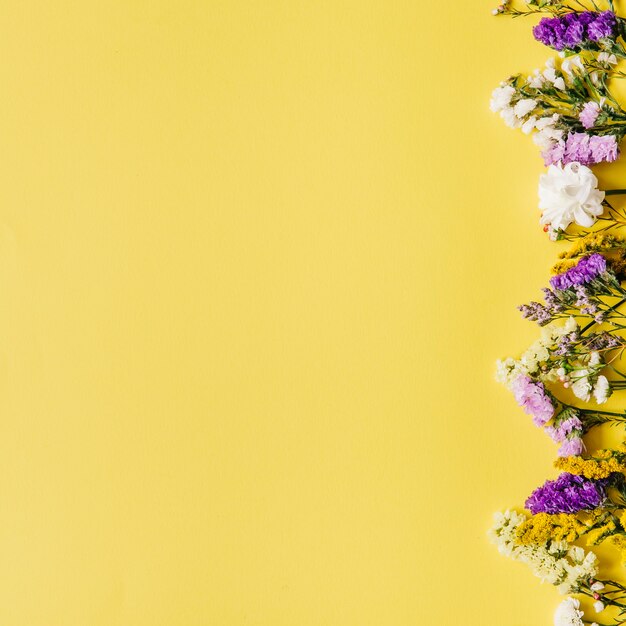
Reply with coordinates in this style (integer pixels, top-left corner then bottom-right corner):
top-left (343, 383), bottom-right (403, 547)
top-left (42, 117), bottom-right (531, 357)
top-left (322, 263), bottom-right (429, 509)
top-left (1, 1), bottom-right (621, 624)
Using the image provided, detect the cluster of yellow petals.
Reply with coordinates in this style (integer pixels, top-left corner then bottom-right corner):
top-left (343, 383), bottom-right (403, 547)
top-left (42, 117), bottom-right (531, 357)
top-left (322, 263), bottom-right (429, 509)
top-left (553, 233), bottom-right (626, 276)
top-left (586, 517), bottom-right (617, 546)
top-left (516, 513), bottom-right (586, 545)
top-left (611, 535), bottom-right (626, 564)
top-left (555, 449), bottom-right (626, 480)
top-left (552, 259), bottom-right (577, 274)
top-left (559, 232), bottom-right (624, 259)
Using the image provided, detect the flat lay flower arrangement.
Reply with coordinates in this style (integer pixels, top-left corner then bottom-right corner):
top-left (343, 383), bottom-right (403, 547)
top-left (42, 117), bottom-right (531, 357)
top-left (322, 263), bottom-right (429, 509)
top-left (487, 1), bottom-right (626, 625)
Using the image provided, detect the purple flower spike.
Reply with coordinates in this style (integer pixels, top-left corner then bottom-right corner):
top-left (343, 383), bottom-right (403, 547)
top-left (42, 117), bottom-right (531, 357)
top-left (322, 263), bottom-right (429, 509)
top-left (525, 473), bottom-right (607, 514)
top-left (587, 11), bottom-right (618, 41)
top-left (550, 253), bottom-right (607, 291)
top-left (533, 11), bottom-right (618, 51)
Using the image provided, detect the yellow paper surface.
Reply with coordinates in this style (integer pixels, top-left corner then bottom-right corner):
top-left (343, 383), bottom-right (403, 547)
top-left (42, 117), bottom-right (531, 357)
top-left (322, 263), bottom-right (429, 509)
top-left (0, 2), bottom-right (619, 624)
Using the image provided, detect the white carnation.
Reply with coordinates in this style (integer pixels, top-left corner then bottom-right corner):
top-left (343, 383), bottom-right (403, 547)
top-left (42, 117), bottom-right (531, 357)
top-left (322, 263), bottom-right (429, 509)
top-left (539, 162), bottom-right (605, 231)
top-left (554, 598), bottom-right (584, 626)
top-left (593, 375), bottom-right (611, 405)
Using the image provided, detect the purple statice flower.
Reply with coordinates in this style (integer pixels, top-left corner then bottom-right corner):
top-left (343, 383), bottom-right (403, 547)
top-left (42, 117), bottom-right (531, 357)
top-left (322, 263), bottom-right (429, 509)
top-left (558, 437), bottom-right (585, 457)
top-left (545, 415), bottom-right (584, 443)
top-left (511, 375), bottom-right (555, 426)
top-left (590, 134), bottom-right (619, 164)
top-left (587, 10), bottom-right (618, 41)
top-left (542, 287), bottom-right (565, 313)
top-left (545, 409), bottom-right (585, 457)
top-left (542, 141), bottom-right (566, 167)
top-left (554, 331), bottom-right (580, 356)
top-left (533, 11), bottom-right (618, 51)
top-left (534, 16), bottom-right (575, 50)
top-left (574, 285), bottom-right (601, 316)
top-left (550, 253), bottom-right (607, 291)
top-left (566, 133), bottom-right (619, 166)
top-left (518, 301), bottom-right (553, 326)
top-left (580, 102), bottom-right (601, 129)
top-left (583, 332), bottom-right (624, 351)
top-left (525, 472), bottom-right (607, 514)
top-left (543, 134), bottom-right (619, 167)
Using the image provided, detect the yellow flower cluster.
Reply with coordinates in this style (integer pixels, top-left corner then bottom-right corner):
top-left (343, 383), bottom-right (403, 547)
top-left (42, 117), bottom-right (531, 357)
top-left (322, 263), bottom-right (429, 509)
top-left (553, 233), bottom-right (626, 276)
top-left (552, 259), bottom-right (578, 274)
top-left (611, 535), bottom-right (626, 564)
top-left (555, 448), bottom-right (626, 480)
top-left (516, 512), bottom-right (586, 545)
top-left (610, 249), bottom-right (626, 278)
top-left (586, 516), bottom-right (617, 546)
top-left (559, 233), bottom-right (624, 259)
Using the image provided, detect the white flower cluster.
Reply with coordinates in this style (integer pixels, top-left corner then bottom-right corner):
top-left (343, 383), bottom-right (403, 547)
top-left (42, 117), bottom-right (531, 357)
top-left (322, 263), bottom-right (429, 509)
top-left (490, 56), bottom-right (617, 151)
top-left (496, 318), bottom-right (577, 386)
top-left (495, 318), bottom-right (611, 404)
top-left (490, 59), bottom-right (571, 135)
top-left (569, 350), bottom-right (611, 404)
top-left (489, 511), bottom-right (598, 594)
top-left (490, 83), bottom-right (541, 132)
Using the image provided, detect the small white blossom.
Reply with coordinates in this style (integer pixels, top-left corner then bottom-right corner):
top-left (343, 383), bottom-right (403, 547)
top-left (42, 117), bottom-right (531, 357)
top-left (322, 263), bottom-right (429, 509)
top-left (490, 85), bottom-right (516, 113)
top-left (593, 601), bottom-right (605, 613)
top-left (571, 368), bottom-right (592, 402)
top-left (561, 56), bottom-right (584, 76)
top-left (528, 69), bottom-right (545, 88)
top-left (522, 116), bottom-right (537, 134)
top-left (590, 582), bottom-right (605, 592)
top-left (501, 107), bottom-right (522, 128)
top-left (598, 52), bottom-right (618, 66)
top-left (554, 77), bottom-right (566, 91)
top-left (544, 67), bottom-right (558, 82)
top-left (514, 98), bottom-right (537, 119)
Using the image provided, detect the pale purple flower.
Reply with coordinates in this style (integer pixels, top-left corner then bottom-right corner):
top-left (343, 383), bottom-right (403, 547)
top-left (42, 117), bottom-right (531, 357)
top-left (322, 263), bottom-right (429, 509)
top-left (545, 415), bottom-right (584, 443)
top-left (543, 141), bottom-right (566, 166)
top-left (583, 332), bottom-right (624, 351)
top-left (580, 102), bottom-right (601, 129)
top-left (518, 301), bottom-right (553, 325)
top-left (590, 134), bottom-right (619, 163)
top-left (511, 375), bottom-right (555, 426)
top-left (558, 438), bottom-right (585, 457)
top-left (543, 133), bottom-right (619, 166)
